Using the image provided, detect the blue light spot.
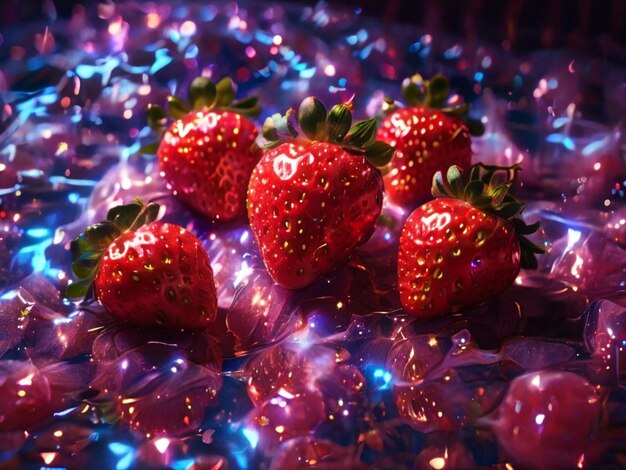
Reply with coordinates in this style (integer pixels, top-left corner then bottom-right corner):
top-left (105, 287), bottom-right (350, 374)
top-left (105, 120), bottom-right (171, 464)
top-left (546, 133), bottom-right (575, 151)
top-left (242, 427), bottom-right (259, 449)
top-left (0, 290), bottom-right (17, 300)
top-left (346, 35), bottom-right (358, 46)
top-left (358, 43), bottom-right (374, 60)
top-left (185, 44), bottom-right (199, 59)
top-left (299, 67), bottom-right (316, 79)
top-left (356, 29), bottom-right (368, 42)
top-left (384, 232), bottom-right (391, 241)
top-left (548, 78), bottom-right (558, 89)
top-left (150, 49), bottom-right (173, 74)
top-left (171, 458), bottom-right (195, 470)
top-left (443, 45), bottom-right (462, 59)
top-left (474, 71), bottom-right (484, 83)
top-left (582, 139), bottom-right (605, 157)
top-left (109, 443), bottom-right (135, 470)
top-left (26, 228), bottom-right (51, 239)
top-left (338, 77), bottom-right (347, 87)
top-left (372, 368), bottom-right (392, 390)
top-left (408, 42), bottom-right (421, 53)
top-left (68, 192), bottom-right (80, 204)
top-left (109, 443), bottom-right (131, 455)
top-left (255, 31), bottom-right (274, 45)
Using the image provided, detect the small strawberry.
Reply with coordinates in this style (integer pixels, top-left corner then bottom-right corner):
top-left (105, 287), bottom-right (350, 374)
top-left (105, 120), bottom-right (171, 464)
top-left (398, 164), bottom-right (544, 318)
top-left (247, 97), bottom-right (395, 289)
top-left (145, 76), bottom-right (261, 221)
top-left (377, 74), bottom-right (484, 208)
top-left (67, 200), bottom-right (217, 330)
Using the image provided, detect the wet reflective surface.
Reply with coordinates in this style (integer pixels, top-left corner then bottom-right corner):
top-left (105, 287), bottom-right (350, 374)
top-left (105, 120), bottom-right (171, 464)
top-left (0, 1), bottom-right (625, 468)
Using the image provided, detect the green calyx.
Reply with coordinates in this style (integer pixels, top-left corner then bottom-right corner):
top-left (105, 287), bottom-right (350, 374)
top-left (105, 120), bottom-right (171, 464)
top-left (66, 199), bottom-right (161, 301)
top-left (389, 73), bottom-right (484, 136)
top-left (432, 163), bottom-right (545, 269)
top-left (262, 96), bottom-right (395, 168)
top-left (141, 76), bottom-right (260, 154)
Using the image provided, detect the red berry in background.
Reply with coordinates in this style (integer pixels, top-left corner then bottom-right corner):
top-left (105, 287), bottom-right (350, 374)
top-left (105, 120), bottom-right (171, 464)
top-left (490, 371), bottom-right (601, 469)
top-left (247, 97), bottom-right (394, 289)
top-left (67, 200), bottom-right (217, 330)
top-left (148, 77), bottom-right (261, 221)
top-left (398, 164), bottom-right (543, 318)
top-left (377, 74), bottom-right (484, 209)
top-left (0, 361), bottom-right (54, 432)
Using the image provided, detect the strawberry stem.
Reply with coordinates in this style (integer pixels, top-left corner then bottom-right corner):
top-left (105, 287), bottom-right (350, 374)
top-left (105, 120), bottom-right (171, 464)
top-left (142, 76), bottom-right (260, 154)
top-left (67, 200), bottom-right (161, 301)
top-left (432, 163), bottom-right (545, 269)
top-left (397, 73), bottom-right (485, 136)
top-left (262, 96), bottom-right (395, 168)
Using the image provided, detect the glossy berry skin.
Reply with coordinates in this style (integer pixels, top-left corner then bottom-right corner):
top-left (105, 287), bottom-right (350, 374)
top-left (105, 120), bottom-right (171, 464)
top-left (94, 222), bottom-right (217, 330)
top-left (398, 198), bottom-right (520, 318)
top-left (377, 107), bottom-right (472, 208)
top-left (158, 110), bottom-right (261, 221)
top-left (493, 371), bottom-right (600, 470)
top-left (0, 361), bottom-right (54, 432)
top-left (247, 140), bottom-right (383, 289)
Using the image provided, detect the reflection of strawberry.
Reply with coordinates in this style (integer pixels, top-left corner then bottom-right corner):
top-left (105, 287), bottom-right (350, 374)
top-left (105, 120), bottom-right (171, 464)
top-left (67, 200), bottom-right (217, 330)
top-left (377, 74), bottom-right (484, 208)
top-left (398, 164), bottom-right (543, 318)
top-left (146, 77), bottom-right (261, 221)
top-left (247, 97), bottom-right (394, 289)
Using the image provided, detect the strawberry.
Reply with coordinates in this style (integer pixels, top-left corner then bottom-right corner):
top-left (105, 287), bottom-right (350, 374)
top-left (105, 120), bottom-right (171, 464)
top-left (398, 164), bottom-right (543, 318)
top-left (247, 97), bottom-right (395, 289)
top-left (145, 77), bottom-right (261, 221)
top-left (67, 200), bottom-right (217, 330)
top-left (377, 74), bottom-right (484, 208)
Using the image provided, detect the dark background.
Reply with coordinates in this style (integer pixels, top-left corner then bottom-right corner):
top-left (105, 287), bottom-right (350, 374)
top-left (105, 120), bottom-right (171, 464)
top-left (1, 0), bottom-right (625, 60)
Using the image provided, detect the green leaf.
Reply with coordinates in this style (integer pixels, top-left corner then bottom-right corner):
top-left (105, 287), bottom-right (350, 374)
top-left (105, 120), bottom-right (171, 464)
top-left (71, 260), bottom-right (96, 280)
top-left (70, 235), bottom-right (92, 259)
top-left (446, 165), bottom-right (464, 198)
top-left (262, 110), bottom-right (298, 143)
top-left (229, 96), bottom-right (260, 117)
top-left (425, 74), bottom-right (449, 108)
top-left (215, 77), bottom-right (236, 107)
top-left (326, 103), bottom-right (352, 142)
top-left (86, 222), bottom-right (120, 249)
top-left (465, 117), bottom-right (485, 136)
top-left (432, 170), bottom-right (449, 198)
top-left (167, 96), bottom-right (190, 120)
top-left (147, 104), bottom-right (165, 130)
top-left (494, 201), bottom-right (524, 219)
top-left (441, 103), bottom-right (469, 118)
top-left (107, 202), bottom-right (143, 231)
top-left (139, 141), bottom-right (160, 155)
top-left (344, 118), bottom-right (377, 147)
top-left (402, 75), bottom-right (424, 106)
top-left (512, 218), bottom-right (541, 235)
top-left (464, 179), bottom-right (484, 201)
top-left (488, 184), bottom-right (510, 207)
top-left (188, 76), bottom-right (217, 110)
top-left (66, 280), bottom-right (90, 300)
top-left (129, 202), bottom-right (160, 231)
top-left (297, 97), bottom-right (327, 141)
top-left (364, 141), bottom-right (395, 167)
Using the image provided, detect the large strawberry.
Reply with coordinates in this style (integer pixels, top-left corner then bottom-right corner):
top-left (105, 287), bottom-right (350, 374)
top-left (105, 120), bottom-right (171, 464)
top-left (398, 164), bottom-right (543, 318)
top-left (377, 74), bottom-right (484, 208)
top-left (247, 97), bottom-right (394, 289)
top-left (145, 77), bottom-right (261, 221)
top-left (67, 200), bottom-right (217, 330)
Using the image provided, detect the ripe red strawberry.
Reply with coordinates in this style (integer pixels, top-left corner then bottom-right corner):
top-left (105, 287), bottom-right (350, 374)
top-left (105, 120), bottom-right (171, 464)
top-left (146, 77), bottom-right (261, 221)
top-left (67, 200), bottom-right (217, 330)
top-left (398, 164), bottom-right (543, 318)
top-left (247, 97), bottom-right (394, 289)
top-left (377, 74), bottom-right (484, 208)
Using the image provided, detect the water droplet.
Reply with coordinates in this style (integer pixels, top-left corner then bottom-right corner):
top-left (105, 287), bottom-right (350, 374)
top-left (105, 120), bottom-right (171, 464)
top-left (471, 257), bottom-right (482, 268)
top-left (475, 231), bottom-right (485, 246)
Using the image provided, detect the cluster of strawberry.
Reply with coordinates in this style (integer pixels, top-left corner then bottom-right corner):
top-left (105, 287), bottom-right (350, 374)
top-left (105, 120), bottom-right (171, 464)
top-left (68, 74), bottom-right (543, 330)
